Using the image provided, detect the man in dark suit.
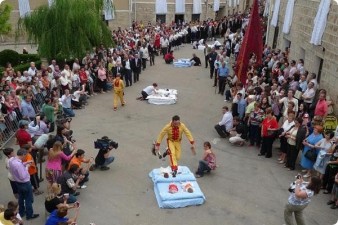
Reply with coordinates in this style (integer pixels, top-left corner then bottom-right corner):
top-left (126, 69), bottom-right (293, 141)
top-left (130, 53), bottom-right (142, 83)
top-left (112, 62), bottom-right (125, 79)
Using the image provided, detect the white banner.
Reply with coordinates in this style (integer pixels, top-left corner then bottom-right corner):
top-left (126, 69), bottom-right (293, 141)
top-left (237, 0), bottom-right (240, 6)
top-left (193, 0), bottom-right (202, 14)
top-left (18, 0), bottom-right (31, 18)
top-left (282, 0), bottom-right (295, 34)
top-left (263, 0), bottom-right (270, 17)
top-left (310, 0), bottom-right (331, 45)
top-left (48, 0), bottom-right (54, 7)
top-left (156, 0), bottom-right (167, 14)
top-left (104, 0), bottom-right (115, 20)
top-left (175, 0), bottom-right (185, 14)
top-left (228, 0), bottom-right (232, 7)
top-left (271, 0), bottom-right (280, 27)
top-left (213, 0), bottom-right (220, 12)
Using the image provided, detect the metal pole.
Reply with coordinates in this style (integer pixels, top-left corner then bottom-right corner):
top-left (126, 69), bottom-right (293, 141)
top-left (265, 0), bottom-right (272, 44)
top-left (129, 0), bottom-right (132, 26)
top-left (205, 0), bottom-right (209, 20)
top-left (134, 0), bottom-right (137, 21)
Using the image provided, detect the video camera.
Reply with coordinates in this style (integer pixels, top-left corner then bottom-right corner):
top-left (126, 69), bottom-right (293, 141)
top-left (94, 136), bottom-right (118, 150)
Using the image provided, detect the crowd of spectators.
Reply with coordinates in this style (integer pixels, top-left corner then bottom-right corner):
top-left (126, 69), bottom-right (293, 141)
top-left (209, 10), bottom-right (338, 214)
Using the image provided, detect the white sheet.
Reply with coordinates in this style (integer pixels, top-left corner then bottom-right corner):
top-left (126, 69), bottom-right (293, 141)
top-left (271, 0), bottom-right (280, 27)
top-left (310, 0), bottom-right (331, 45)
top-left (175, 0), bottom-right (185, 14)
top-left (103, 0), bottom-right (115, 20)
top-left (156, 0), bottom-right (168, 14)
top-left (147, 89), bottom-right (178, 105)
top-left (282, 0), bottom-right (295, 34)
top-left (173, 59), bottom-right (193, 68)
top-left (213, 0), bottom-right (220, 12)
top-left (263, 0), bottom-right (270, 17)
top-left (18, 0), bottom-right (31, 18)
top-left (48, 0), bottom-right (54, 7)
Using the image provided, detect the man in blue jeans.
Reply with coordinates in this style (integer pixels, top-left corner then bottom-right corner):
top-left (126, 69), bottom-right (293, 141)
top-left (217, 62), bottom-right (229, 95)
top-left (8, 148), bottom-right (39, 220)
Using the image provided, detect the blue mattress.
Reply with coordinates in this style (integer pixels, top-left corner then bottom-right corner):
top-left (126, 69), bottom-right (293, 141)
top-left (173, 59), bottom-right (193, 68)
top-left (149, 166), bottom-right (206, 208)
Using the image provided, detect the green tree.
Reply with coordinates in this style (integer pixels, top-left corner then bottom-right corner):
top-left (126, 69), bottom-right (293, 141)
top-left (0, 3), bottom-right (12, 38)
top-left (18, 0), bottom-right (113, 60)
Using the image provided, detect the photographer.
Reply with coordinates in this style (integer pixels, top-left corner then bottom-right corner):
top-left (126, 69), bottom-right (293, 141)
top-left (91, 137), bottom-right (118, 171)
top-left (284, 176), bottom-right (321, 225)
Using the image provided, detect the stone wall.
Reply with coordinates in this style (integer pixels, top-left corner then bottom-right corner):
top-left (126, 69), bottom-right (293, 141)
top-left (267, 0), bottom-right (338, 112)
top-left (2, 0), bottom-right (248, 42)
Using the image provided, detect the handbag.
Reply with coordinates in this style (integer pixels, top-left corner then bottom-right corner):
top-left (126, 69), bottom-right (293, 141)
top-left (305, 148), bottom-right (318, 162)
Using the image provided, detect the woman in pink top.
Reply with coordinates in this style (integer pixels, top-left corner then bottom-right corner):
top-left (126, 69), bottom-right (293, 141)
top-left (314, 92), bottom-right (328, 117)
top-left (97, 63), bottom-right (107, 93)
top-left (46, 141), bottom-right (76, 188)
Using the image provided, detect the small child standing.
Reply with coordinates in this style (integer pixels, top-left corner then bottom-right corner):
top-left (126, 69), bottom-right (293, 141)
top-left (22, 144), bottom-right (44, 195)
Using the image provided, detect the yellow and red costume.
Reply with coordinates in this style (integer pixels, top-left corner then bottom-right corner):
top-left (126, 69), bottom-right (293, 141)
top-left (156, 122), bottom-right (194, 171)
top-left (113, 77), bottom-right (125, 110)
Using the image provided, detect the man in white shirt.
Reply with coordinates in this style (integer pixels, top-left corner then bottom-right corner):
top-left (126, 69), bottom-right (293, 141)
top-left (160, 36), bottom-right (169, 58)
top-left (279, 90), bottom-right (299, 114)
top-left (71, 87), bottom-right (87, 109)
top-left (27, 62), bottom-right (37, 77)
top-left (302, 82), bottom-right (316, 106)
top-left (214, 106), bottom-right (233, 138)
top-left (137, 83), bottom-right (158, 100)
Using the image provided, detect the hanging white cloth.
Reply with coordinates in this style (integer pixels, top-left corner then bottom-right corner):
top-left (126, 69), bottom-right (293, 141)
top-left (310, 0), bottom-right (331, 45)
top-left (18, 0), bottom-right (31, 18)
top-left (263, 0), bottom-right (270, 17)
top-left (156, 0), bottom-right (167, 14)
top-left (271, 0), bottom-right (280, 27)
top-left (175, 0), bottom-right (185, 14)
top-left (282, 0), bottom-right (295, 34)
top-left (193, 0), bottom-right (202, 14)
top-left (214, 0), bottom-right (220, 12)
top-left (237, 0), bottom-right (240, 6)
top-left (103, 0), bottom-right (115, 20)
top-left (228, 0), bottom-right (232, 7)
top-left (48, 0), bottom-right (54, 7)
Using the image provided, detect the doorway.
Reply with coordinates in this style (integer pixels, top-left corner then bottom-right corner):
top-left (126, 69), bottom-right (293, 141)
top-left (175, 14), bottom-right (184, 24)
top-left (192, 14), bottom-right (200, 22)
top-left (272, 26), bottom-right (279, 49)
top-left (156, 14), bottom-right (166, 24)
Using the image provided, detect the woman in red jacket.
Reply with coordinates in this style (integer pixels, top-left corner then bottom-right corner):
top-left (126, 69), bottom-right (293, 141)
top-left (258, 107), bottom-right (279, 158)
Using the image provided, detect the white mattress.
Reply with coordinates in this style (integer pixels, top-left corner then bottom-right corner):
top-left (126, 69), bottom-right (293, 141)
top-left (147, 89), bottom-right (178, 105)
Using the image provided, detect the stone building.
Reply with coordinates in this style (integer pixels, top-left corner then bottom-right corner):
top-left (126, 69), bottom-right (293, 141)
top-left (266, 0), bottom-right (338, 111)
top-left (3, 0), bottom-right (249, 41)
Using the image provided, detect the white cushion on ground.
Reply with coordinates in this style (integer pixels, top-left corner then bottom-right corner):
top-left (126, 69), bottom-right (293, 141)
top-left (147, 89), bottom-right (178, 105)
top-left (173, 59), bottom-right (193, 68)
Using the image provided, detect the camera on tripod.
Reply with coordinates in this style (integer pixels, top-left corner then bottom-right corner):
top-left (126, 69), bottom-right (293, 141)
top-left (94, 136), bottom-right (118, 150)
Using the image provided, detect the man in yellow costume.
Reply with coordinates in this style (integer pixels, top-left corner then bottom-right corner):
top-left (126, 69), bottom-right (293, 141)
top-left (155, 115), bottom-right (196, 177)
top-left (113, 73), bottom-right (125, 111)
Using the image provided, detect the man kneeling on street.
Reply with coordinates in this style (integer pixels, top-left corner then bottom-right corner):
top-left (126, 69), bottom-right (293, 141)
top-left (229, 116), bottom-right (247, 146)
top-left (90, 137), bottom-right (118, 171)
top-left (214, 106), bottom-right (233, 138)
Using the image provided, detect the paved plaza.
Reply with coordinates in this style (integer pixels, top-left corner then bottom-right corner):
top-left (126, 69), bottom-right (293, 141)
top-left (0, 44), bottom-right (336, 225)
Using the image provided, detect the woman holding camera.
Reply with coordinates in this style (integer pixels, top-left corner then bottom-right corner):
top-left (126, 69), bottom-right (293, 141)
top-left (284, 176), bottom-right (321, 225)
